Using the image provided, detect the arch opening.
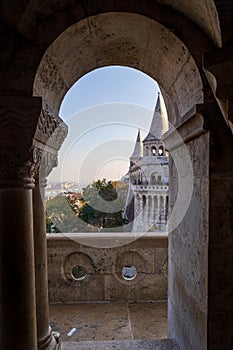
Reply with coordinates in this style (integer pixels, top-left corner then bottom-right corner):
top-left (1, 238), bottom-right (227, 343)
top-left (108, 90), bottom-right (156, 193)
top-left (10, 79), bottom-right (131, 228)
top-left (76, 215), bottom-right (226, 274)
top-left (33, 12), bottom-right (204, 124)
top-left (33, 10), bottom-right (207, 349)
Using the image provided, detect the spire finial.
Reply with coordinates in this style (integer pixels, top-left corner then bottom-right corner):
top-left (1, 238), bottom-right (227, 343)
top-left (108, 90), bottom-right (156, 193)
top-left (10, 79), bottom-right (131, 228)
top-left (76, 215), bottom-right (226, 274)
top-left (130, 129), bottom-right (143, 161)
top-left (155, 91), bottom-right (161, 112)
top-left (142, 91), bottom-right (167, 142)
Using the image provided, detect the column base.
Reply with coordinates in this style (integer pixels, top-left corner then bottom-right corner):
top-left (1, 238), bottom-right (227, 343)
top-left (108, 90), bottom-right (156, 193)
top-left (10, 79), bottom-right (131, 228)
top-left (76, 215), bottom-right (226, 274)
top-left (52, 331), bottom-right (61, 350)
top-left (38, 329), bottom-right (61, 350)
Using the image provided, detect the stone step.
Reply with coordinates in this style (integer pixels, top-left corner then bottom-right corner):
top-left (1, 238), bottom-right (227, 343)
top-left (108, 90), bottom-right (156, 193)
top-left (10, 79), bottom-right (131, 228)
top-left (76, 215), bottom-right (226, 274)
top-left (61, 339), bottom-right (179, 350)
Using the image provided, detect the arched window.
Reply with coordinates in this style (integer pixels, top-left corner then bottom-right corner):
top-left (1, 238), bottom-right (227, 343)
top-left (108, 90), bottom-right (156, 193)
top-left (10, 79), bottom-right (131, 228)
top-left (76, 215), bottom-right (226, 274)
top-left (151, 146), bottom-right (156, 156)
top-left (159, 145), bottom-right (164, 156)
top-left (150, 173), bottom-right (157, 184)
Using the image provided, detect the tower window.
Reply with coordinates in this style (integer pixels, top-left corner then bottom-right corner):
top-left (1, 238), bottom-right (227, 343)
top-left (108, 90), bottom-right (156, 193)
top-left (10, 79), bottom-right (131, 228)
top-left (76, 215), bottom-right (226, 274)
top-left (151, 146), bottom-right (156, 156)
top-left (159, 146), bottom-right (164, 156)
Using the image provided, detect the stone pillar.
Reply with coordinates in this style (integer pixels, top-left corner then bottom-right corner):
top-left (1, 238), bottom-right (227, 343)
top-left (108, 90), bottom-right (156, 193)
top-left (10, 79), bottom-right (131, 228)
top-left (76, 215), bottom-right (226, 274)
top-left (32, 105), bottom-right (67, 350)
top-left (147, 196), bottom-right (150, 227)
top-left (0, 96), bottom-right (41, 350)
top-left (165, 195), bottom-right (169, 224)
top-left (165, 112), bottom-right (209, 350)
top-left (33, 158), bottom-right (60, 350)
top-left (0, 96), bottom-right (67, 350)
top-left (162, 195), bottom-right (166, 224)
top-left (157, 196), bottom-right (161, 224)
top-left (151, 195), bottom-right (155, 226)
top-left (204, 52), bottom-right (233, 348)
top-left (145, 195), bottom-right (149, 230)
top-left (139, 195), bottom-right (143, 225)
top-left (154, 196), bottom-right (159, 224)
top-left (205, 104), bottom-right (233, 350)
top-left (134, 194), bottom-right (138, 220)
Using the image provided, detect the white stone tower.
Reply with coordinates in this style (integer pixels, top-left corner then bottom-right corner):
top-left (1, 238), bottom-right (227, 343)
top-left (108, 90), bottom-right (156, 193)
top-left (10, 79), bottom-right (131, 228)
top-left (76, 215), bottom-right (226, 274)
top-left (126, 93), bottom-right (169, 232)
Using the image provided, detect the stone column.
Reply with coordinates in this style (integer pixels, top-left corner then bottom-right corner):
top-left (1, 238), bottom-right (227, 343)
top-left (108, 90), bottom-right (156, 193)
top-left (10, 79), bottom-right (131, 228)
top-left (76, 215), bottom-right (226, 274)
top-left (139, 195), bottom-right (143, 225)
top-left (145, 195), bottom-right (149, 230)
top-left (157, 196), bottom-right (161, 224)
top-left (137, 195), bottom-right (140, 217)
top-left (0, 96), bottom-right (41, 350)
top-left (155, 196), bottom-right (159, 224)
top-left (33, 153), bottom-right (60, 350)
top-left (161, 195), bottom-right (166, 224)
top-left (151, 195), bottom-right (155, 226)
top-left (32, 105), bottom-right (67, 350)
top-left (134, 193), bottom-right (138, 220)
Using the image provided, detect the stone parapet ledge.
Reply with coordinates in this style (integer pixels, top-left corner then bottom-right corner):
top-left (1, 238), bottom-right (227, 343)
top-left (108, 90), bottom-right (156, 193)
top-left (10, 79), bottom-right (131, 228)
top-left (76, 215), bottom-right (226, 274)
top-left (47, 233), bottom-right (168, 304)
top-left (47, 232), bottom-right (168, 248)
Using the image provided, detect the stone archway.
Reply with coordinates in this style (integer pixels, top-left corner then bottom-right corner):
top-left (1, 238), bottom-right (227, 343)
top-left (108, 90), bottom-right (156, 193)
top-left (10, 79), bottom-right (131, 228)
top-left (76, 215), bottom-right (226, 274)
top-left (1, 2), bottom-right (233, 350)
top-left (32, 11), bottom-right (208, 350)
top-left (33, 12), bottom-right (204, 124)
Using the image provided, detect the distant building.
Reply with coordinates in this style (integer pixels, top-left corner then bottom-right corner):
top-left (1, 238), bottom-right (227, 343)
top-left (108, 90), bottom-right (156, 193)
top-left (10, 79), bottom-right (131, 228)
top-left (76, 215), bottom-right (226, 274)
top-left (124, 93), bottom-right (169, 232)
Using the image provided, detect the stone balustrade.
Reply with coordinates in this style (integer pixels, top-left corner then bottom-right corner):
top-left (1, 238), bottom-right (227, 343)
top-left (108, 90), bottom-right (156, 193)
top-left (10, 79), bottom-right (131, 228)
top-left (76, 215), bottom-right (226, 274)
top-left (131, 184), bottom-right (169, 191)
top-left (47, 233), bottom-right (168, 304)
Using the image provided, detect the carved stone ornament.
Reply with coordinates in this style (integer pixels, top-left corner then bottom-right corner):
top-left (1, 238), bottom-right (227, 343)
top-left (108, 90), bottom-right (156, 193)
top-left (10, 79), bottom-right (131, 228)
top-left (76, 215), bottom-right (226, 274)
top-left (35, 103), bottom-right (68, 151)
top-left (0, 96), bottom-right (42, 188)
top-left (0, 147), bottom-right (37, 188)
top-left (33, 147), bottom-right (58, 185)
top-left (0, 96), bottom-right (67, 188)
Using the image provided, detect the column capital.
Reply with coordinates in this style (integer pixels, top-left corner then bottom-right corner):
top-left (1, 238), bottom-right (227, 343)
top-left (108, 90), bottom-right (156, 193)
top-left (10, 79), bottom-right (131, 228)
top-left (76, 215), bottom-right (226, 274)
top-left (0, 96), bottom-right (68, 188)
top-left (0, 96), bottom-right (42, 188)
top-left (33, 148), bottom-right (58, 186)
top-left (33, 102), bottom-right (68, 183)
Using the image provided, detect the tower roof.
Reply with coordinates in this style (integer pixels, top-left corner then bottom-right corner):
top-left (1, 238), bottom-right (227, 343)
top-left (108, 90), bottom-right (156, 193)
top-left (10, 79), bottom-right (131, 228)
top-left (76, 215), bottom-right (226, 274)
top-left (130, 129), bottom-right (143, 161)
top-left (143, 92), bottom-right (168, 142)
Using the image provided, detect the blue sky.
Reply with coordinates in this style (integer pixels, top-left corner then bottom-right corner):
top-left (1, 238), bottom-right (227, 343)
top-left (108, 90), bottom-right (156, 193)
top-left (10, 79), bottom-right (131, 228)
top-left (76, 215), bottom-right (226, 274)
top-left (59, 66), bottom-right (159, 119)
top-left (49, 66), bottom-right (165, 183)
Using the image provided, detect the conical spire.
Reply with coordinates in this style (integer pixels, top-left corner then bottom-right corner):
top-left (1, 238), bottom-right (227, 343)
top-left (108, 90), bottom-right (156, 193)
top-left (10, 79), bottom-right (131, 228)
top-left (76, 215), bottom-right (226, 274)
top-left (143, 92), bottom-right (167, 142)
top-left (130, 129), bottom-right (143, 162)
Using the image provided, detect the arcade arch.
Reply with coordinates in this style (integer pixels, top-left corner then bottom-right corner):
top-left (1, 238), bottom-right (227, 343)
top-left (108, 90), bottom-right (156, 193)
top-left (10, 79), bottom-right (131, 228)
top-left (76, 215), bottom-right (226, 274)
top-left (32, 11), bottom-right (207, 350)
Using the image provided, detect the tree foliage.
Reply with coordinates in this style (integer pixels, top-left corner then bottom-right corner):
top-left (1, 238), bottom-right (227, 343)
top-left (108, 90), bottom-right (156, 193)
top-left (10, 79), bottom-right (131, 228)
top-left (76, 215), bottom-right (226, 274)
top-left (46, 194), bottom-right (81, 232)
top-left (45, 179), bottom-right (128, 233)
top-left (78, 179), bottom-right (128, 230)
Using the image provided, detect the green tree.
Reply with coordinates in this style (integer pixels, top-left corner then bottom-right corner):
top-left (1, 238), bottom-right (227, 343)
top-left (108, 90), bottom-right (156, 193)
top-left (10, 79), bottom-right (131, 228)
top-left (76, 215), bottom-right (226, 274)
top-left (45, 180), bottom-right (129, 233)
top-left (78, 179), bottom-right (128, 231)
top-left (46, 194), bottom-right (81, 233)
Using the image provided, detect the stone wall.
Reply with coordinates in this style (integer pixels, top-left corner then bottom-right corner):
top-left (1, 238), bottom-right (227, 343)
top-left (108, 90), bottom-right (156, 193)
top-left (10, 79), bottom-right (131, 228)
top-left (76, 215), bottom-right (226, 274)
top-left (47, 234), bottom-right (168, 304)
top-left (165, 114), bottom-right (209, 350)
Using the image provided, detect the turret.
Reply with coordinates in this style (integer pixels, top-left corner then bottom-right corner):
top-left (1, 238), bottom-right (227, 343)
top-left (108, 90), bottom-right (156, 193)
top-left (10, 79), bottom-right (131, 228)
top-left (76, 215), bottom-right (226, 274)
top-left (130, 129), bottom-right (143, 166)
top-left (143, 92), bottom-right (168, 157)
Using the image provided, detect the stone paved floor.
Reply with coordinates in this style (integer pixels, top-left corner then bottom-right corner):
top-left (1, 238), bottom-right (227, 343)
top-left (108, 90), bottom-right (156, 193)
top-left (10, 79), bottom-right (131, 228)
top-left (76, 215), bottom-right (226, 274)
top-left (50, 302), bottom-right (167, 343)
top-left (61, 339), bottom-right (179, 350)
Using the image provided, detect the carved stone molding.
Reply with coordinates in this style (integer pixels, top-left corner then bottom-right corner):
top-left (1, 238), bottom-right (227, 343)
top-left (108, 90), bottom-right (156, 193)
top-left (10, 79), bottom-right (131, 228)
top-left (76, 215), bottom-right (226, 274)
top-left (0, 96), bottom-right (42, 187)
top-left (204, 44), bottom-right (233, 133)
top-left (35, 103), bottom-right (68, 152)
top-left (33, 103), bottom-right (68, 185)
top-left (163, 111), bottom-right (207, 151)
top-left (0, 96), bottom-right (68, 187)
top-left (33, 147), bottom-right (58, 185)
